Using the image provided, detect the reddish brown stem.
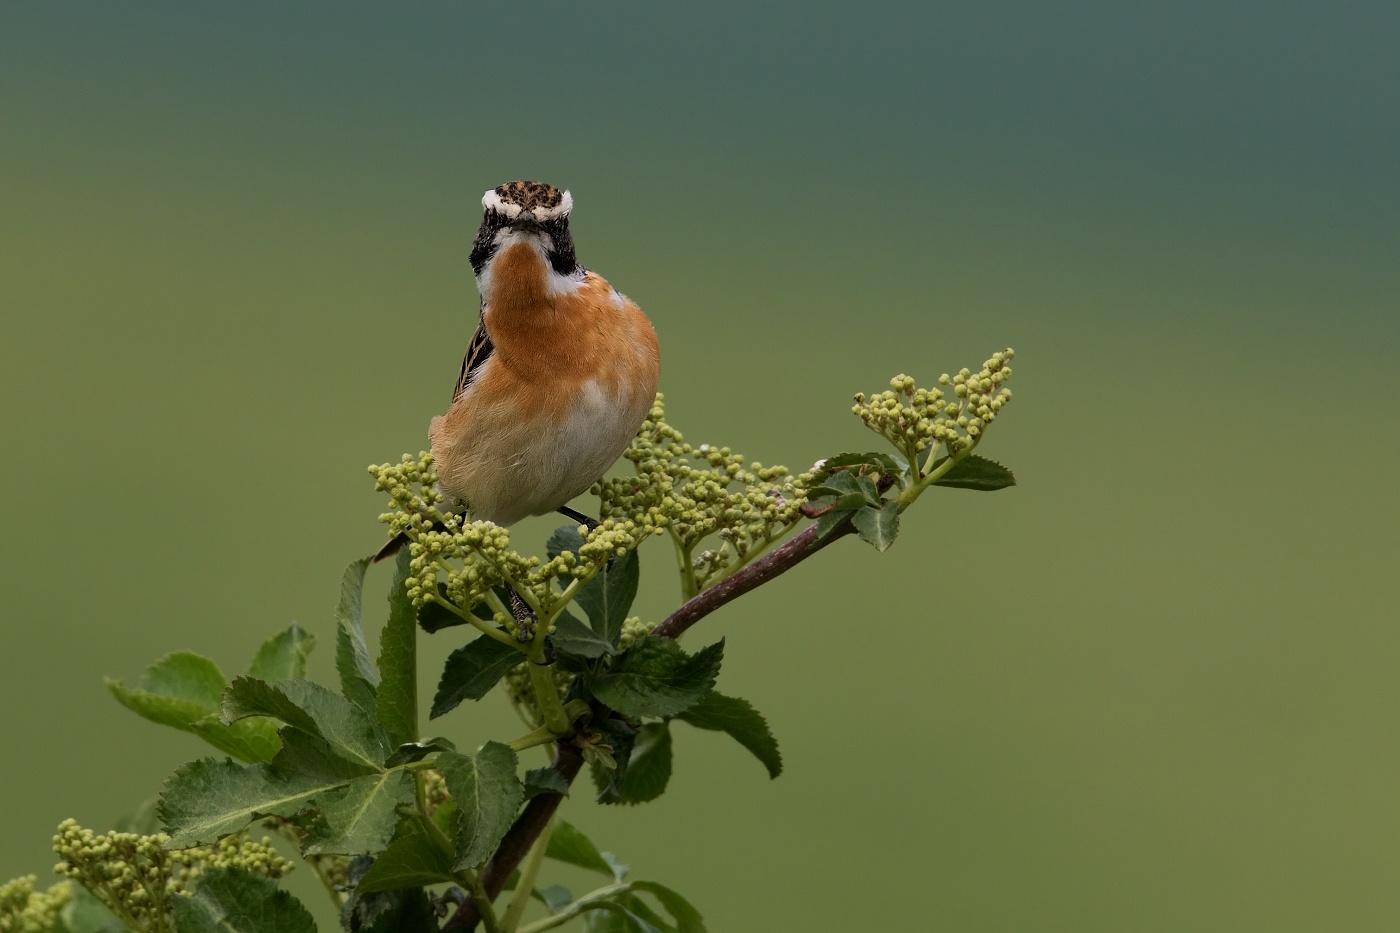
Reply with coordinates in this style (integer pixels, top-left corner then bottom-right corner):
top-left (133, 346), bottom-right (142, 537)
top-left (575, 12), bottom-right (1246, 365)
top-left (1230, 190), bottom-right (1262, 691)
top-left (443, 502), bottom-right (870, 929)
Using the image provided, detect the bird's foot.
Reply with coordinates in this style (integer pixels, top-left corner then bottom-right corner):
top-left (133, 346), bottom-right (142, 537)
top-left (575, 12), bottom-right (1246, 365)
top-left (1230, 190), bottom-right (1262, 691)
top-left (507, 586), bottom-right (536, 643)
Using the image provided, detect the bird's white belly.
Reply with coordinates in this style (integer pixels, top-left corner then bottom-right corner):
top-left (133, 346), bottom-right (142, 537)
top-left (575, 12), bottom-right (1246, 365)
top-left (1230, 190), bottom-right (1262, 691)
top-left (447, 378), bottom-right (642, 527)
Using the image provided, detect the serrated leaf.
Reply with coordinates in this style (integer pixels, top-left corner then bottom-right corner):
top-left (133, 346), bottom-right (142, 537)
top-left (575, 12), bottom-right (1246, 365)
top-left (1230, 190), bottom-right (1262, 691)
top-left (545, 820), bottom-right (614, 877)
top-left (271, 729), bottom-right (378, 783)
top-left (814, 450), bottom-right (903, 477)
top-left (553, 610), bottom-right (617, 659)
top-left (592, 637), bottom-right (724, 719)
top-left (107, 652), bottom-right (280, 763)
top-left (171, 867), bottom-right (316, 933)
top-left (676, 691), bottom-right (782, 779)
top-left (539, 884), bottom-right (574, 912)
top-left (852, 498), bottom-right (900, 552)
top-left (439, 742), bottom-right (523, 869)
top-left (159, 757), bottom-right (344, 847)
top-left (524, 766), bottom-right (572, 799)
top-left (546, 524), bottom-right (586, 559)
top-left (430, 634), bottom-right (523, 718)
top-left (247, 624), bottom-right (316, 682)
top-left (632, 882), bottom-right (706, 933)
top-left (382, 737), bottom-right (456, 768)
top-left (587, 717), bottom-right (639, 803)
top-left (335, 556), bottom-right (379, 715)
top-left (929, 454), bottom-right (1017, 490)
top-left (303, 770), bottom-right (414, 855)
top-left (341, 856), bottom-right (438, 932)
top-left (223, 677), bottom-right (391, 771)
top-left (583, 900), bottom-right (666, 933)
top-left (597, 722), bottom-right (671, 806)
top-left (142, 651), bottom-right (228, 706)
top-left (355, 825), bottom-right (457, 893)
top-left (614, 894), bottom-right (674, 933)
top-left (375, 550), bottom-right (418, 746)
top-left (814, 508), bottom-right (855, 542)
top-left (575, 548), bottom-right (640, 645)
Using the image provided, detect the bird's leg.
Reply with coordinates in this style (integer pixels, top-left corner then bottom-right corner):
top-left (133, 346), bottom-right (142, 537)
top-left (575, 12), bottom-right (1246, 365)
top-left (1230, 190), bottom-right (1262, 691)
top-left (556, 504), bottom-right (601, 533)
top-left (506, 585), bottom-right (536, 643)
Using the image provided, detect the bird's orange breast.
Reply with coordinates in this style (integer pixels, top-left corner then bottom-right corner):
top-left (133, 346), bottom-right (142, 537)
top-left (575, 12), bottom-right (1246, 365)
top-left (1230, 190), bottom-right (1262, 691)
top-left (428, 240), bottom-right (660, 525)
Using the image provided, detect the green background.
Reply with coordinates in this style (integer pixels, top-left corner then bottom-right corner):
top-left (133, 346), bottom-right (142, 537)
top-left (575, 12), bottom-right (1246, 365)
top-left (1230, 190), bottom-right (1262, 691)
top-left (2, 3), bottom-right (1397, 929)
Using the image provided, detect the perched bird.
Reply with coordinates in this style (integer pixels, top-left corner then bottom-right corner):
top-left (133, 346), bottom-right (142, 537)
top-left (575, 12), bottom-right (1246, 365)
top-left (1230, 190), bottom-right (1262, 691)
top-left (377, 181), bottom-right (660, 559)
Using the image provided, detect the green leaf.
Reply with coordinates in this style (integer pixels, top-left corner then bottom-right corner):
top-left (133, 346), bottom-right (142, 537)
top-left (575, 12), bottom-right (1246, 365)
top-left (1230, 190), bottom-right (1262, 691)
top-left (805, 468), bottom-right (879, 506)
top-left (247, 624), bottom-right (316, 682)
top-left (141, 651), bottom-right (227, 706)
top-left (438, 742), bottom-right (523, 869)
top-left (814, 450), bottom-right (903, 478)
top-left (598, 722), bottom-right (671, 806)
top-left (632, 882), bottom-right (706, 933)
top-left (587, 718), bottom-right (638, 803)
top-left (335, 556), bottom-right (379, 715)
top-left (553, 609), bottom-right (617, 659)
top-left (545, 820), bottom-right (614, 877)
top-left (430, 634), bottom-right (523, 718)
top-left (814, 508), bottom-right (855, 542)
top-left (375, 550), bottom-right (418, 746)
top-left (613, 894), bottom-right (675, 933)
top-left (591, 637), bottom-right (724, 719)
top-left (583, 900), bottom-right (666, 933)
top-left (58, 886), bottom-right (125, 933)
top-left (172, 866), bottom-right (316, 933)
top-left (929, 454), bottom-right (1017, 491)
top-left (107, 652), bottom-right (280, 763)
top-left (576, 548), bottom-right (640, 645)
top-left (382, 737), bottom-right (456, 768)
top-left (676, 691), bottom-right (782, 779)
top-left (223, 677), bottom-right (391, 771)
top-left (302, 769), bottom-right (414, 855)
top-left (159, 757), bottom-right (344, 848)
top-left (341, 856), bottom-right (438, 932)
top-left (539, 884), bottom-right (574, 912)
top-left (355, 825), bottom-right (457, 893)
top-left (546, 524), bottom-right (586, 559)
top-left (852, 498), bottom-right (900, 551)
top-left (272, 728), bottom-right (379, 784)
top-left (524, 766), bottom-right (572, 799)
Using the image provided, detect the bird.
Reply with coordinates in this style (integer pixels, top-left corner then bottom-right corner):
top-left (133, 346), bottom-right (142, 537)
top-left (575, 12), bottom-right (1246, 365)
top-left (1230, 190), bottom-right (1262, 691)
top-left (376, 180), bottom-right (660, 561)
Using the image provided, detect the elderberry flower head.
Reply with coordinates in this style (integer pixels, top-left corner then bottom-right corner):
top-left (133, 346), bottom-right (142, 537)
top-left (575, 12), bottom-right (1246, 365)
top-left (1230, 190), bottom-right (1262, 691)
top-left (853, 348), bottom-right (1014, 464)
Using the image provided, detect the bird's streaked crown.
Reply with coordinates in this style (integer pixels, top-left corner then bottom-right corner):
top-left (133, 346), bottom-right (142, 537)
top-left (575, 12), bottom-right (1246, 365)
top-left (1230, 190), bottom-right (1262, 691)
top-left (482, 181), bottom-right (573, 222)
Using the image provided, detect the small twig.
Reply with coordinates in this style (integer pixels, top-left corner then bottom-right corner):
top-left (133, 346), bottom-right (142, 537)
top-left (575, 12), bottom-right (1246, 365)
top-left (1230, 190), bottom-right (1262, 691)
top-left (443, 482), bottom-right (890, 930)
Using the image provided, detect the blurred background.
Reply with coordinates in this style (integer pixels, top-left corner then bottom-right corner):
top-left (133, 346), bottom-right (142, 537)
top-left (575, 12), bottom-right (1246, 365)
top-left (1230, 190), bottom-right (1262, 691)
top-left (2, 2), bottom-right (1397, 929)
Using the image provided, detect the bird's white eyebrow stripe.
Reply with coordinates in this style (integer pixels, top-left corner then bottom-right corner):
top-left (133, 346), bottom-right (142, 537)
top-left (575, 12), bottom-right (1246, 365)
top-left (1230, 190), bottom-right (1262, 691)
top-left (481, 188), bottom-right (573, 221)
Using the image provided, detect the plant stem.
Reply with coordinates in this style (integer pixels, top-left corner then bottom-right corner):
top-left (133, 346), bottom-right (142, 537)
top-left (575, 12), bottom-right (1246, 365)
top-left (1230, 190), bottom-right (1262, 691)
top-left (461, 872), bottom-right (503, 933)
top-left (525, 653), bottom-right (571, 734)
top-left (500, 815), bottom-right (555, 933)
top-left (429, 593), bottom-right (524, 650)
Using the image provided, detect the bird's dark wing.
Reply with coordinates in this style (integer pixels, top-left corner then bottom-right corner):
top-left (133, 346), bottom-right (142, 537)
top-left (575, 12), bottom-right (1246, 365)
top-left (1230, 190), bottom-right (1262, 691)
top-left (453, 311), bottom-right (494, 402)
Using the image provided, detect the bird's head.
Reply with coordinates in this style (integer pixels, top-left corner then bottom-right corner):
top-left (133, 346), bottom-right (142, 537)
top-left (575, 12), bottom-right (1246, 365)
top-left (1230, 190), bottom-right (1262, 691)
top-left (469, 180), bottom-right (577, 277)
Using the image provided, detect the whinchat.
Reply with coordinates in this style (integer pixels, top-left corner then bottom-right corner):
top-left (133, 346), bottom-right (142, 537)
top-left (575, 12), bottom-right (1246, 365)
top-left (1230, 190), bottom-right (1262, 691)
top-left (380, 180), bottom-right (660, 556)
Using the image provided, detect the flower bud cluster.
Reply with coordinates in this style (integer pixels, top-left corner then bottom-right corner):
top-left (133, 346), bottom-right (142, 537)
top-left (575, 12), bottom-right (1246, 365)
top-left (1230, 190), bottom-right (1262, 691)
top-left (51, 819), bottom-right (292, 926)
top-left (853, 349), bottom-right (1014, 466)
top-left (597, 395), bottom-right (812, 588)
top-left (0, 876), bottom-right (71, 933)
top-left (370, 455), bottom-right (662, 626)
